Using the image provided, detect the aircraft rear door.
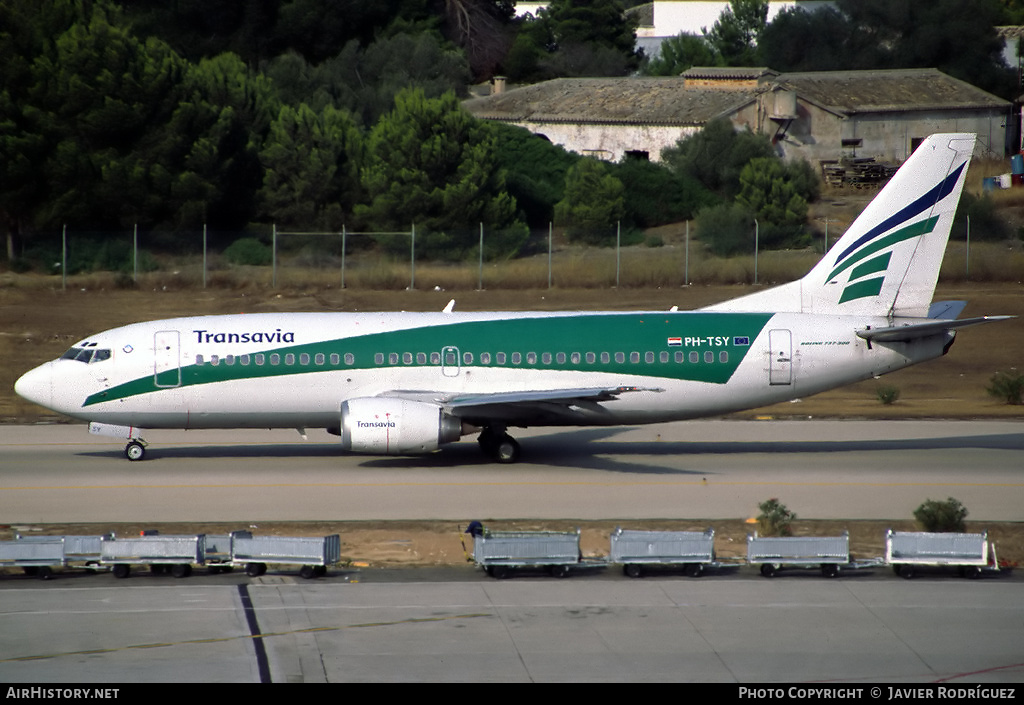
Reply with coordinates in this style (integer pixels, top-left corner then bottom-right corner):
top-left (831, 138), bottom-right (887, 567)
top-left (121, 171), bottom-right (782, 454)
top-left (154, 330), bottom-right (181, 388)
top-left (768, 329), bottom-right (792, 386)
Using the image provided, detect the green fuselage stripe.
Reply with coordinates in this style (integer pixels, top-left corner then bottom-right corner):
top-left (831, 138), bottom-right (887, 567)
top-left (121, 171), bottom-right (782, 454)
top-left (84, 313), bottom-right (773, 407)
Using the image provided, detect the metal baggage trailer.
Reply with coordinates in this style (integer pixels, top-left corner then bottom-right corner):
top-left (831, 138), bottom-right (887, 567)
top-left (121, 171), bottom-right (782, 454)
top-left (231, 535), bottom-right (341, 578)
top-left (203, 531), bottom-right (252, 574)
top-left (15, 533), bottom-right (112, 574)
top-left (885, 530), bottom-right (994, 579)
top-left (747, 533), bottom-right (851, 578)
top-left (0, 538), bottom-right (65, 580)
top-left (472, 529), bottom-right (583, 579)
top-left (610, 528), bottom-right (714, 578)
top-left (101, 535), bottom-right (205, 579)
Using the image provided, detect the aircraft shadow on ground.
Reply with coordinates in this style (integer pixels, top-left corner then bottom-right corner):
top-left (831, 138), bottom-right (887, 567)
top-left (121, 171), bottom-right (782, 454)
top-left (78, 429), bottom-right (1023, 476)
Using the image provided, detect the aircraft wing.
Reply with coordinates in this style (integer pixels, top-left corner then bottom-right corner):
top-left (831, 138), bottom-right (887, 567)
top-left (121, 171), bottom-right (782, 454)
top-left (382, 386), bottom-right (653, 425)
top-left (857, 316), bottom-right (1013, 343)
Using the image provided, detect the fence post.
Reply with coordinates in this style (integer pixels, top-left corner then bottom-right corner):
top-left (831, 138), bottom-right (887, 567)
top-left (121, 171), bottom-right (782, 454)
top-left (410, 223), bottom-right (415, 290)
top-left (202, 224), bottom-right (207, 289)
top-left (548, 222), bottom-right (553, 289)
top-left (478, 222), bottom-right (484, 290)
top-left (754, 219), bottom-right (759, 285)
top-left (615, 221), bottom-right (621, 288)
top-left (272, 223), bottom-right (277, 288)
top-left (341, 225), bottom-right (347, 289)
top-left (61, 224), bottom-right (67, 292)
top-left (965, 214), bottom-right (970, 279)
top-left (133, 223), bottom-right (138, 284)
top-left (685, 220), bottom-right (690, 286)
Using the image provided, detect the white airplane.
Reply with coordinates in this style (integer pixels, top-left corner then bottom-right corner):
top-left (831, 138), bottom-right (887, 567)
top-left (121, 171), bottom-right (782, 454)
top-left (15, 133), bottom-right (1010, 463)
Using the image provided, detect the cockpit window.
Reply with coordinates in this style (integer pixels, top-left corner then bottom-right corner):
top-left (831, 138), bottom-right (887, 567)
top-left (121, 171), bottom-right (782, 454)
top-left (60, 347), bottom-right (111, 363)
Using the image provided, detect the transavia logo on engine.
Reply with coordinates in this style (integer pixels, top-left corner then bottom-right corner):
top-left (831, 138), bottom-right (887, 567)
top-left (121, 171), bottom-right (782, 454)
top-left (357, 420), bottom-right (396, 428)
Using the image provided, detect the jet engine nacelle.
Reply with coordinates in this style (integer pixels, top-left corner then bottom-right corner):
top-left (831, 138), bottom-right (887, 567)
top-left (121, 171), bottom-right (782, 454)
top-left (340, 397), bottom-right (463, 455)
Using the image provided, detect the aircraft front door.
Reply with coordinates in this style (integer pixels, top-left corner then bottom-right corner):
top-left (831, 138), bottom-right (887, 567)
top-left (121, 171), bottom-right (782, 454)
top-left (441, 346), bottom-right (460, 377)
top-left (154, 330), bottom-right (181, 388)
top-left (768, 329), bottom-right (792, 386)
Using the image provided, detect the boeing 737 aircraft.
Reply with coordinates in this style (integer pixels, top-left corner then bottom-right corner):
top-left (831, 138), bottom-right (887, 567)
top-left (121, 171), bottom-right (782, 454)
top-left (14, 133), bottom-right (1010, 463)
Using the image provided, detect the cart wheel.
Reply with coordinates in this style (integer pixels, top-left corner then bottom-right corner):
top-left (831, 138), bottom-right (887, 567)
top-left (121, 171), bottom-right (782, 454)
top-left (686, 563), bottom-right (704, 578)
top-left (821, 564), bottom-right (840, 578)
top-left (760, 563), bottom-right (778, 578)
top-left (313, 565), bottom-right (326, 577)
top-left (963, 566), bottom-right (981, 579)
top-left (246, 562), bottom-right (265, 577)
top-left (299, 565), bottom-right (315, 579)
top-left (623, 564), bottom-right (643, 578)
top-left (490, 565), bottom-right (509, 580)
top-left (171, 564), bottom-right (191, 579)
top-left (550, 565), bottom-right (570, 578)
top-left (113, 564), bottom-right (130, 579)
top-left (36, 566), bottom-right (53, 580)
top-left (898, 565), bottom-right (915, 580)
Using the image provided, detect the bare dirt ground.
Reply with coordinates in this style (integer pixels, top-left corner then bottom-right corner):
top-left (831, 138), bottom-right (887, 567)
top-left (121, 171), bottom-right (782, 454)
top-left (1, 278), bottom-right (1021, 569)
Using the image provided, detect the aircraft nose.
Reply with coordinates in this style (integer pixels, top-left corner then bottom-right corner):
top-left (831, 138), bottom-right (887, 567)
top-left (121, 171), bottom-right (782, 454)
top-left (14, 363), bottom-right (54, 410)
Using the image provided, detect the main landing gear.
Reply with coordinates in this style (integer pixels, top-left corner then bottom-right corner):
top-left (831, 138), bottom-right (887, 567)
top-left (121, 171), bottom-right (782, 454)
top-left (477, 426), bottom-right (521, 464)
top-left (125, 439), bottom-right (148, 461)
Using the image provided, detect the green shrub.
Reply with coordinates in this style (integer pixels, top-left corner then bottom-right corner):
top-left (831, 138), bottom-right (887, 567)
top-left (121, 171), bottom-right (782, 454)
top-left (695, 202), bottom-right (756, 257)
top-left (987, 369), bottom-right (1024, 405)
top-left (757, 498), bottom-right (796, 537)
top-left (913, 497), bottom-right (968, 532)
top-left (876, 385), bottom-right (900, 405)
top-left (223, 238), bottom-right (272, 266)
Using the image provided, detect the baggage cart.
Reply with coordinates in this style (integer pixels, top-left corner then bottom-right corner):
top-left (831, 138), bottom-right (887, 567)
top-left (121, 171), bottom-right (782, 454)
top-left (231, 534), bottom-right (341, 578)
top-left (747, 532), bottom-right (852, 578)
top-left (610, 528), bottom-right (715, 578)
top-left (101, 535), bottom-right (205, 579)
top-left (885, 530), bottom-right (995, 579)
top-left (203, 531), bottom-right (252, 574)
top-left (0, 538), bottom-right (65, 579)
top-left (472, 528), bottom-right (583, 579)
top-left (16, 533), bottom-right (111, 569)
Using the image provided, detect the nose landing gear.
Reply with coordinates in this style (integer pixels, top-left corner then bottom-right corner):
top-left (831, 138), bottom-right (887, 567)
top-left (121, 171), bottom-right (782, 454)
top-left (125, 439), bottom-right (148, 461)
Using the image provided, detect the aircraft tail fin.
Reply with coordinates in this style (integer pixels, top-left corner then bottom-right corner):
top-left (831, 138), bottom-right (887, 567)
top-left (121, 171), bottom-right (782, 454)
top-left (703, 133), bottom-right (976, 318)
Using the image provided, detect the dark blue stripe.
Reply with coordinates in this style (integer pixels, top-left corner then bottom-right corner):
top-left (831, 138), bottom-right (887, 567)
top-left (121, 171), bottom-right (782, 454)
top-left (833, 162), bottom-right (965, 268)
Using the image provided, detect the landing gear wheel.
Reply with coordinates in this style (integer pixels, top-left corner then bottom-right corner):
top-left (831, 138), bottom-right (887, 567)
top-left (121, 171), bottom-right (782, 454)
top-left (125, 441), bottom-right (146, 461)
top-left (478, 428), bottom-right (521, 464)
top-left (494, 435), bottom-right (521, 464)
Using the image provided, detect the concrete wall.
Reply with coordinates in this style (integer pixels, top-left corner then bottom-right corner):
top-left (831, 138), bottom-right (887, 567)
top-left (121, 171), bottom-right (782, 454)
top-left (507, 121), bottom-right (701, 163)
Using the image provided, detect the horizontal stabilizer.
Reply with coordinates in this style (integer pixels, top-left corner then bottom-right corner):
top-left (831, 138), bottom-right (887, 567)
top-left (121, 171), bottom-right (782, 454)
top-left (856, 316), bottom-right (1013, 343)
